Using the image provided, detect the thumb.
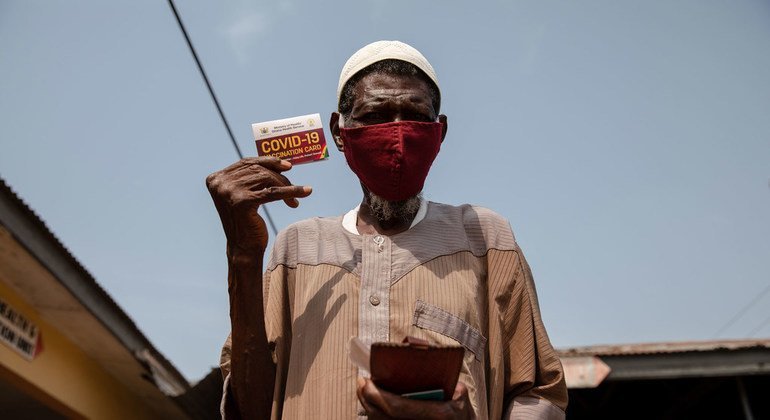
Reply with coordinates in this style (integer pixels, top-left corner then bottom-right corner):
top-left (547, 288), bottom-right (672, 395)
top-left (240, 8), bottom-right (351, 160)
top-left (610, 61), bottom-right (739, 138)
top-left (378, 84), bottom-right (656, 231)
top-left (452, 381), bottom-right (468, 401)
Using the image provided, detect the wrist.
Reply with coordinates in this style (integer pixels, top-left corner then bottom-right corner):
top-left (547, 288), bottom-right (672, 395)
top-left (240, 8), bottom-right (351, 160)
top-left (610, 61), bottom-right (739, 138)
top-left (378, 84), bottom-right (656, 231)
top-left (227, 246), bottom-right (264, 266)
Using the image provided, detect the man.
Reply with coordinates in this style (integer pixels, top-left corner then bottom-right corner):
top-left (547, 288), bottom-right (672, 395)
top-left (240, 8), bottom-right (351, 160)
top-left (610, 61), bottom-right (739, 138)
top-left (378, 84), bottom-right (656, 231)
top-left (208, 41), bottom-right (567, 419)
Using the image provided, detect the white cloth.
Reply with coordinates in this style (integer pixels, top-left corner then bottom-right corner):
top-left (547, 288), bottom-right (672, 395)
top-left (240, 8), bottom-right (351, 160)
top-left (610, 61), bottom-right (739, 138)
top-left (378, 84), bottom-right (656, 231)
top-left (337, 40), bottom-right (440, 104)
top-left (341, 197), bottom-right (428, 235)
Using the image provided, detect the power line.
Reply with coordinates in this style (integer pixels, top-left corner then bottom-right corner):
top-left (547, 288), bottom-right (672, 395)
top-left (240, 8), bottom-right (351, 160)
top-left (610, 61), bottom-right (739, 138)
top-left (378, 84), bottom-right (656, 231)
top-left (166, 0), bottom-right (278, 236)
top-left (714, 282), bottom-right (770, 338)
top-left (747, 311), bottom-right (770, 337)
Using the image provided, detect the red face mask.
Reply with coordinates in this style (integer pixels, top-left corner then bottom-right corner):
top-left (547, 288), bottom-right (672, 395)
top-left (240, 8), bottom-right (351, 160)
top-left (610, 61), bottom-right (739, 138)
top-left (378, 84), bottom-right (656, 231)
top-left (340, 121), bottom-right (443, 201)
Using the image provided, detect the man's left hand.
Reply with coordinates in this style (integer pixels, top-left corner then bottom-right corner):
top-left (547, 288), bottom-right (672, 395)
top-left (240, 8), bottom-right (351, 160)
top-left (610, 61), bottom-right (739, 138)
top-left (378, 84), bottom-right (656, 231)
top-left (357, 378), bottom-right (475, 420)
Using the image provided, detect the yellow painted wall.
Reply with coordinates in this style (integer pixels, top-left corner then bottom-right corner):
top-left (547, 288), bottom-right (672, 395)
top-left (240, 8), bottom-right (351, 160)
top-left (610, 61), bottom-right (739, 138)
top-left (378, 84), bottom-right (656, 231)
top-left (0, 279), bottom-right (160, 419)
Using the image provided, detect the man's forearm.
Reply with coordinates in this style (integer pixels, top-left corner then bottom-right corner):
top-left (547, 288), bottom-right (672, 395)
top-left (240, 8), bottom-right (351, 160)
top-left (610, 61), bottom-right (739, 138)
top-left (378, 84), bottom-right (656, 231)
top-left (227, 249), bottom-right (275, 419)
top-left (206, 157), bottom-right (308, 418)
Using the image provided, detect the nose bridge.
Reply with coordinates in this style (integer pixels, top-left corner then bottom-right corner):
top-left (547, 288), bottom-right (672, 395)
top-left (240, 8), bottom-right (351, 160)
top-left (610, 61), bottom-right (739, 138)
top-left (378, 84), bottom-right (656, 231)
top-left (391, 97), bottom-right (409, 122)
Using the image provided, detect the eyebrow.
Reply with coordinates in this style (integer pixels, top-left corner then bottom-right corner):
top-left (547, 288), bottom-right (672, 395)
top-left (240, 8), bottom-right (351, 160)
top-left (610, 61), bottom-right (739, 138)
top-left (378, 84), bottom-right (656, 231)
top-left (361, 90), bottom-right (432, 104)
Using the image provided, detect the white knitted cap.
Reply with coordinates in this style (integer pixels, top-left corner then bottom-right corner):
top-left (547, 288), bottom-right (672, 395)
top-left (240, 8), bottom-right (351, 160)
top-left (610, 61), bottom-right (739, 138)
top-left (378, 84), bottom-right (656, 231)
top-left (336, 40), bottom-right (440, 107)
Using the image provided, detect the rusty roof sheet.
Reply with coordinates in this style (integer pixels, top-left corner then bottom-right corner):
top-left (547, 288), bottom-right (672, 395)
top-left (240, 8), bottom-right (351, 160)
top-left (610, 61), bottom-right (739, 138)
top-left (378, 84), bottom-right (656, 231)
top-left (557, 338), bottom-right (770, 357)
top-left (0, 177), bottom-right (190, 390)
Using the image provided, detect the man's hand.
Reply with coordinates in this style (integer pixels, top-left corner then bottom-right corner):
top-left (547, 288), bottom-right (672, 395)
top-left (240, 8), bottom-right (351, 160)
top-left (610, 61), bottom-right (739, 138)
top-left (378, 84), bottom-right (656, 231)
top-left (357, 378), bottom-right (475, 420)
top-left (207, 156), bottom-right (311, 420)
top-left (206, 156), bottom-right (312, 255)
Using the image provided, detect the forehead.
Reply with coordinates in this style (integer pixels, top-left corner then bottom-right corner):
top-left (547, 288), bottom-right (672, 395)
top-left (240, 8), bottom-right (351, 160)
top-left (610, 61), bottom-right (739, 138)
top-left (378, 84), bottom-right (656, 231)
top-left (351, 72), bottom-right (433, 106)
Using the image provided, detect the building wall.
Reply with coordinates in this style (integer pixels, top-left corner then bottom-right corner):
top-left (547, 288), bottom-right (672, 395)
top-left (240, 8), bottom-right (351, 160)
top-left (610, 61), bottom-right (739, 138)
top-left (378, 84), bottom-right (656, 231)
top-left (0, 279), bottom-right (159, 419)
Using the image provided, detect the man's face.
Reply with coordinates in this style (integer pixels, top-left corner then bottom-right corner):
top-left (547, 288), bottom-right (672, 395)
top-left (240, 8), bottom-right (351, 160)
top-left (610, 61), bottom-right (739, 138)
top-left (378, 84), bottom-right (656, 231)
top-left (331, 72), bottom-right (447, 150)
top-left (346, 72), bottom-right (437, 127)
top-left (329, 71), bottom-right (448, 224)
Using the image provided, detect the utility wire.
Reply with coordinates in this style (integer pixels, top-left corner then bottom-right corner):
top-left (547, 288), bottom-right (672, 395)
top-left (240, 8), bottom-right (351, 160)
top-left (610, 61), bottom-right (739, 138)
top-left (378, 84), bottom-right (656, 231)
top-left (166, 0), bottom-right (278, 236)
top-left (747, 310), bottom-right (770, 337)
top-left (714, 282), bottom-right (770, 338)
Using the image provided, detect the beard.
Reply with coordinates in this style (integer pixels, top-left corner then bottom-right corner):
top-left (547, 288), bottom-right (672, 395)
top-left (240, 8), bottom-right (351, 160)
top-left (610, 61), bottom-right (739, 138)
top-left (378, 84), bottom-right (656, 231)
top-left (366, 191), bottom-right (423, 225)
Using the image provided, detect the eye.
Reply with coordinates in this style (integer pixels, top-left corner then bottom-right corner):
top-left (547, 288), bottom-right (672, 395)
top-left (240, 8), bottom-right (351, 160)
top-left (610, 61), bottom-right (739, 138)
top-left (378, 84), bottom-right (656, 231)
top-left (407, 112), bottom-right (433, 122)
top-left (360, 112), bottom-right (388, 124)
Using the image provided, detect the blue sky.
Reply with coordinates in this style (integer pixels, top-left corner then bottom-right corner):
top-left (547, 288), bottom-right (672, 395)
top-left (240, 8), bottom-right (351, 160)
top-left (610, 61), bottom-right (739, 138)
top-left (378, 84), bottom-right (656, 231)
top-left (1, 0), bottom-right (769, 380)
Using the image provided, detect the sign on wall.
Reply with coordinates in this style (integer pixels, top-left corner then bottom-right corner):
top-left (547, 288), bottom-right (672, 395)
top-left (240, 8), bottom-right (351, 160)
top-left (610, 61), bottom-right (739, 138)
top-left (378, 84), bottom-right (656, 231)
top-left (0, 297), bottom-right (42, 360)
top-left (561, 356), bottom-right (611, 388)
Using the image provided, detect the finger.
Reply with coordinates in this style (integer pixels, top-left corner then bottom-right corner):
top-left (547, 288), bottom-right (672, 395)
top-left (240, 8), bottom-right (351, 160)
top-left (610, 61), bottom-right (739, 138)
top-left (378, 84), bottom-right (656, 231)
top-left (222, 157), bottom-right (292, 176)
top-left (230, 161), bottom-right (295, 191)
top-left (451, 382), bottom-right (473, 419)
top-left (242, 171), bottom-right (293, 192)
top-left (377, 385), bottom-right (453, 419)
top-left (358, 379), bottom-right (388, 411)
top-left (219, 157), bottom-right (268, 173)
top-left (255, 156), bottom-right (293, 172)
top-left (360, 379), bottom-right (455, 420)
top-left (233, 162), bottom-right (294, 191)
top-left (264, 169), bottom-right (294, 190)
top-left (257, 185), bottom-right (312, 203)
top-left (360, 379), bottom-right (413, 418)
top-left (357, 378), bottom-right (385, 417)
top-left (356, 378), bottom-right (373, 410)
top-left (283, 197), bottom-right (300, 208)
top-left (452, 382), bottom-right (469, 401)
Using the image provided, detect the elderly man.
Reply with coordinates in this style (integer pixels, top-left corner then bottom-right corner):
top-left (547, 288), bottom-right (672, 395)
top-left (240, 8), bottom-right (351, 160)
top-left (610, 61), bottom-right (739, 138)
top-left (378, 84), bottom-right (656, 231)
top-left (208, 41), bottom-right (567, 419)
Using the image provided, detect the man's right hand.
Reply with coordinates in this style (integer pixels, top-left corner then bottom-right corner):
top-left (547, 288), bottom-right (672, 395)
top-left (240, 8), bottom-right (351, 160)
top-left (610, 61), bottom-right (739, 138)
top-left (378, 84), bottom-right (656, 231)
top-left (207, 156), bottom-right (311, 419)
top-left (205, 156), bottom-right (312, 255)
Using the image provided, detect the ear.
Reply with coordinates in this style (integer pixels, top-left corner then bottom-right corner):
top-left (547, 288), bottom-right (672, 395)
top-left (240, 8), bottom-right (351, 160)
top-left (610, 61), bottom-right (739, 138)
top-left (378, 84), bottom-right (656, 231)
top-left (438, 114), bottom-right (448, 143)
top-left (330, 112), bottom-right (344, 152)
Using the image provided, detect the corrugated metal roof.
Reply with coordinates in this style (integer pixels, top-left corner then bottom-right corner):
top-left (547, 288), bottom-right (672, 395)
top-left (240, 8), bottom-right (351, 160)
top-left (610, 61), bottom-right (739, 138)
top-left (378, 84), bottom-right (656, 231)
top-left (0, 177), bottom-right (191, 398)
top-left (558, 338), bottom-right (770, 357)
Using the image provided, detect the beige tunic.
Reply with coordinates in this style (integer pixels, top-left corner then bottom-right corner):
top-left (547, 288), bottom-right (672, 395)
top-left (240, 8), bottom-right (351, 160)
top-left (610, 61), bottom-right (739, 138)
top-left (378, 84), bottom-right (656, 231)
top-left (221, 202), bottom-right (567, 419)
